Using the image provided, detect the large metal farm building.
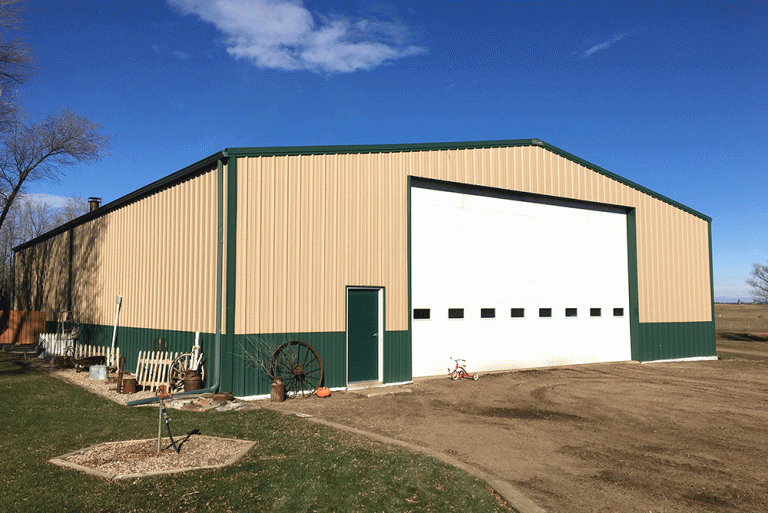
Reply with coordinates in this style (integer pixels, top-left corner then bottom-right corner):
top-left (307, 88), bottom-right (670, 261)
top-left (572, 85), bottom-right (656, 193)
top-left (14, 139), bottom-right (715, 397)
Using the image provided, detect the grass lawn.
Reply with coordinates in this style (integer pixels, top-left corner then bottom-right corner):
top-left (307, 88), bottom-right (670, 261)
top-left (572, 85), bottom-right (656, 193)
top-left (0, 353), bottom-right (508, 512)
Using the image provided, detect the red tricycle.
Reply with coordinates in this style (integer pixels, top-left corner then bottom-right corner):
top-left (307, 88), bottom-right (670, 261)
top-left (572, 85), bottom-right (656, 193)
top-left (448, 357), bottom-right (479, 381)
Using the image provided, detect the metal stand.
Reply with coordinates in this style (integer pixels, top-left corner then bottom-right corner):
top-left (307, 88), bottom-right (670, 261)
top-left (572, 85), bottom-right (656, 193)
top-left (156, 386), bottom-right (180, 454)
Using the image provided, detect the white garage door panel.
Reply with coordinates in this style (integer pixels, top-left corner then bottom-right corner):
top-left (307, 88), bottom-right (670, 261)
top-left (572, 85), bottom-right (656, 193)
top-left (411, 186), bottom-right (631, 377)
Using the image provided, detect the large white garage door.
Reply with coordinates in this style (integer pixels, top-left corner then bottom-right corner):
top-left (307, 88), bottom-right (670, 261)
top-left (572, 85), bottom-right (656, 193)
top-left (411, 184), bottom-right (631, 377)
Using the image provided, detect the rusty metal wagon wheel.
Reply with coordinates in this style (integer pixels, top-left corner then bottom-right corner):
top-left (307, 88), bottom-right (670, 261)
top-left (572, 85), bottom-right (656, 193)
top-left (169, 353), bottom-right (206, 393)
top-left (269, 341), bottom-right (323, 398)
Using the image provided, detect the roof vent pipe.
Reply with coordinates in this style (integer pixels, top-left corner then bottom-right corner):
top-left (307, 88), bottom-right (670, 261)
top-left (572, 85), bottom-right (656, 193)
top-left (88, 197), bottom-right (101, 211)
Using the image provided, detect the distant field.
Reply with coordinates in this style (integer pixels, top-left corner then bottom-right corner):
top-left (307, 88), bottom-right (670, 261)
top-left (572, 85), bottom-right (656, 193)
top-left (715, 303), bottom-right (768, 336)
top-left (715, 303), bottom-right (768, 358)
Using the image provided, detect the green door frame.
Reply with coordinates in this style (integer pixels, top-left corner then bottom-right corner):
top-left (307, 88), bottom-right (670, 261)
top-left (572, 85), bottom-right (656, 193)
top-left (346, 286), bottom-right (384, 384)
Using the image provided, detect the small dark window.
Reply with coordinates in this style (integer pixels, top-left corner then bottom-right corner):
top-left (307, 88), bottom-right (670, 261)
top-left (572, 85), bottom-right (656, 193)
top-left (590, 308), bottom-right (602, 317)
top-left (413, 309), bottom-right (430, 319)
top-left (511, 308), bottom-right (525, 318)
top-left (448, 308), bottom-right (464, 319)
top-left (539, 308), bottom-right (552, 318)
top-left (613, 308), bottom-right (624, 317)
top-left (565, 308), bottom-right (578, 318)
top-left (481, 308), bottom-right (496, 319)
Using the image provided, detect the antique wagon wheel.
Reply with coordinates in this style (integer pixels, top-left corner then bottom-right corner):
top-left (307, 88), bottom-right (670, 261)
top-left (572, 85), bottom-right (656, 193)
top-left (169, 353), bottom-right (206, 393)
top-left (269, 341), bottom-right (323, 398)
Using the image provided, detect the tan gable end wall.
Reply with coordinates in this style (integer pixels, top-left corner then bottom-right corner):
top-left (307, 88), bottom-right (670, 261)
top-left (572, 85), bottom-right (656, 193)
top-left (235, 146), bottom-right (711, 335)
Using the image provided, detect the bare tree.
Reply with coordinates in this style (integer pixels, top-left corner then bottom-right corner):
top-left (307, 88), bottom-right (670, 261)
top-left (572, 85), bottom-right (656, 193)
top-left (0, 195), bottom-right (88, 307)
top-left (0, 1), bottom-right (108, 316)
top-left (746, 262), bottom-right (768, 304)
top-left (0, 0), bottom-right (109, 236)
top-left (55, 195), bottom-right (89, 224)
top-left (0, 109), bottom-right (110, 235)
top-left (0, 0), bottom-right (31, 132)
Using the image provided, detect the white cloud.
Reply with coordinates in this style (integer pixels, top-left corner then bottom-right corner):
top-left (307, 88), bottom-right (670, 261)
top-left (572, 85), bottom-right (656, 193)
top-left (168, 0), bottom-right (426, 73)
top-left (22, 193), bottom-right (72, 209)
top-left (582, 33), bottom-right (627, 58)
top-left (152, 44), bottom-right (191, 61)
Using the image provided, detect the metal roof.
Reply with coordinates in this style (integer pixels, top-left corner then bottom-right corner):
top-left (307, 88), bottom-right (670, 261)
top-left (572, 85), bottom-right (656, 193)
top-left (13, 139), bottom-right (710, 252)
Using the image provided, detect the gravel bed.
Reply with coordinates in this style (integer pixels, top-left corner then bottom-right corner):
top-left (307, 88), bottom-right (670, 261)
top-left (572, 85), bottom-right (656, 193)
top-left (30, 359), bottom-right (258, 478)
top-left (40, 362), bottom-right (156, 405)
top-left (34, 361), bottom-right (253, 411)
top-left (56, 435), bottom-right (256, 479)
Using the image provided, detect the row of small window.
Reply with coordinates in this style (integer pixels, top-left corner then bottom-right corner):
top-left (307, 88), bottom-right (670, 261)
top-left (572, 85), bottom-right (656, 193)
top-left (413, 307), bottom-right (625, 320)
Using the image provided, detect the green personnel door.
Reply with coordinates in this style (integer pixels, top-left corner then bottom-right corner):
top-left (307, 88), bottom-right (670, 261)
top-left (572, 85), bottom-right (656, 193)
top-left (347, 288), bottom-right (381, 383)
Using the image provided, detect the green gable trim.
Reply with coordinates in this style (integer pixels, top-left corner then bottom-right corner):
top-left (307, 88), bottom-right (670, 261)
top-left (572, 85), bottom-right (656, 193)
top-left (13, 152), bottom-right (225, 252)
top-left (225, 138), bottom-right (710, 222)
top-left (14, 138), bottom-right (710, 254)
top-left (224, 139), bottom-right (536, 157)
top-left (634, 321), bottom-right (716, 362)
top-left (537, 141), bottom-right (710, 222)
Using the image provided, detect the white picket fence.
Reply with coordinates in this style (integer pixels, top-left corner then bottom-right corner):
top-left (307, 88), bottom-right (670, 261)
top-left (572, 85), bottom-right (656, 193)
top-left (38, 333), bottom-right (120, 368)
top-left (135, 351), bottom-right (179, 391)
top-left (76, 345), bottom-right (120, 368)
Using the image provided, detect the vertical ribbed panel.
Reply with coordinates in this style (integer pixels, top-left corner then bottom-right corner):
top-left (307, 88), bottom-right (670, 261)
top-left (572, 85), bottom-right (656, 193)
top-left (236, 153), bottom-right (409, 335)
top-left (14, 234), bottom-right (70, 320)
top-left (16, 166), bottom-right (220, 333)
top-left (15, 144), bottom-right (710, 340)
top-left (235, 145), bottom-right (711, 336)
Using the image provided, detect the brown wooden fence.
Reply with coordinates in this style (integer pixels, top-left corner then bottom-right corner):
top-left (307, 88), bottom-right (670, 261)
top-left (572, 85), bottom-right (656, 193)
top-left (0, 311), bottom-right (46, 346)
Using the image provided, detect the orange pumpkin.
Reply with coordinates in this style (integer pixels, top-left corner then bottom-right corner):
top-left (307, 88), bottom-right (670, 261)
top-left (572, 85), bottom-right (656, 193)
top-left (316, 387), bottom-right (331, 398)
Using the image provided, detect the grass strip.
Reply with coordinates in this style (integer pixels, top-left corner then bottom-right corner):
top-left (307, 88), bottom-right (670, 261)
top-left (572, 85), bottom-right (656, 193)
top-left (0, 353), bottom-right (509, 512)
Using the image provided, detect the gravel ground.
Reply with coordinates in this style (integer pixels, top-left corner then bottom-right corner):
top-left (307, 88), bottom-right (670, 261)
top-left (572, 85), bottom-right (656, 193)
top-left (57, 435), bottom-right (256, 479)
top-left (30, 359), bottom-right (258, 478)
top-left (44, 363), bottom-right (157, 405)
top-left (31, 359), bottom-right (251, 411)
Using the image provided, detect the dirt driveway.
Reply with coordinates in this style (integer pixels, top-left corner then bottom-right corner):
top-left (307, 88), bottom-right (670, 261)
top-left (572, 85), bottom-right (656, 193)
top-left (260, 358), bottom-right (768, 512)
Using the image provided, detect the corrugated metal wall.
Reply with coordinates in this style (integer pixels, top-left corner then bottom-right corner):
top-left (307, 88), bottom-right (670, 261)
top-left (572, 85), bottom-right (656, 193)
top-left (12, 142), bottom-right (712, 393)
top-left (15, 233), bottom-right (70, 320)
top-left (235, 154), bottom-right (408, 334)
top-left (15, 166), bottom-right (221, 333)
top-left (234, 145), bottom-right (711, 336)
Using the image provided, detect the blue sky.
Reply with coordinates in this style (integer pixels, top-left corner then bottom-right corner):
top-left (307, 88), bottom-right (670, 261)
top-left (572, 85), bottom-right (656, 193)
top-left (15, 0), bottom-right (768, 301)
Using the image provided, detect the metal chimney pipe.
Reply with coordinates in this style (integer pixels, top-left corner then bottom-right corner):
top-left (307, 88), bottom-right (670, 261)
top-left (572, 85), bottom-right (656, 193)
top-left (88, 197), bottom-right (101, 212)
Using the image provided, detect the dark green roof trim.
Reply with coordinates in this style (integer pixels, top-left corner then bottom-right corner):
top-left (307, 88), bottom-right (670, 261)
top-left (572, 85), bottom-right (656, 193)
top-left (226, 138), bottom-right (709, 221)
top-left (14, 137), bottom-right (711, 252)
top-left (224, 139), bottom-right (537, 157)
top-left (536, 141), bottom-right (711, 222)
top-left (13, 151), bottom-right (226, 252)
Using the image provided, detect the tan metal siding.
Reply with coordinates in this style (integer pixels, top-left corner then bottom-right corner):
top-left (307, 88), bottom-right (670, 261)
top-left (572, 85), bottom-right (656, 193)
top-left (632, 193), bottom-right (710, 323)
top-left (235, 146), bottom-right (711, 336)
top-left (235, 153), bottom-right (409, 335)
top-left (100, 169), bottom-right (219, 332)
top-left (16, 167), bottom-right (220, 332)
top-left (14, 234), bottom-right (70, 320)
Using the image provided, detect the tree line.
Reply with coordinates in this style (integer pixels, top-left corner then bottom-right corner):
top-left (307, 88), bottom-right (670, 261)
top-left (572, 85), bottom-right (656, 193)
top-left (747, 263), bottom-right (768, 304)
top-left (0, 195), bottom-right (88, 308)
top-left (0, 0), bottom-right (110, 309)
